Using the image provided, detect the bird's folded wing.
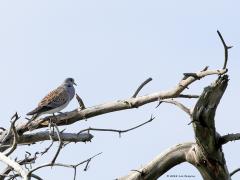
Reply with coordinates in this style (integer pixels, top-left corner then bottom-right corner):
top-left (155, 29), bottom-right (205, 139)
top-left (39, 86), bottom-right (69, 108)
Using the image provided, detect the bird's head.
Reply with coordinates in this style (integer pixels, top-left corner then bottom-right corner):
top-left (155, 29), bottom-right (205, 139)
top-left (63, 78), bottom-right (77, 86)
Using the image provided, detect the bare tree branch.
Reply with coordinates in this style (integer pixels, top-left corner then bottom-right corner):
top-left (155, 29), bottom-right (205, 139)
top-left (7, 173), bottom-right (43, 180)
top-left (51, 124), bottom-right (63, 165)
top-left (117, 142), bottom-right (195, 180)
top-left (132, 78), bottom-right (152, 98)
top-left (219, 133), bottom-right (240, 146)
top-left (178, 94), bottom-right (199, 98)
top-left (217, 30), bottom-right (232, 69)
top-left (28, 152), bottom-right (102, 180)
top-left (156, 99), bottom-right (191, 116)
top-left (191, 75), bottom-right (230, 179)
top-left (78, 115), bottom-right (155, 136)
top-left (10, 68), bottom-right (226, 139)
top-left (201, 66), bottom-right (209, 72)
top-left (76, 94), bottom-right (85, 110)
top-left (1, 113), bottom-right (20, 145)
top-left (0, 156), bottom-right (36, 179)
top-left (17, 132), bottom-right (93, 145)
top-left (0, 152), bottom-right (28, 180)
top-left (4, 113), bottom-right (20, 156)
top-left (230, 168), bottom-right (240, 177)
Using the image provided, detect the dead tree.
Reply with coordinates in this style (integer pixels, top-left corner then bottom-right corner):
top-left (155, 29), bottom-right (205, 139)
top-left (0, 31), bottom-right (238, 180)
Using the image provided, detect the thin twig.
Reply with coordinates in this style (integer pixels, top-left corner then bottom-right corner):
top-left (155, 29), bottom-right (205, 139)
top-left (28, 152), bottom-right (102, 179)
top-left (178, 94), bottom-right (199, 98)
top-left (130, 169), bottom-right (145, 176)
top-left (217, 30), bottom-right (232, 69)
top-left (156, 99), bottom-right (191, 116)
top-left (7, 173), bottom-right (43, 180)
top-left (76, 94), bottom-right (85, 110)
top-left (201, 66), bottom-right (209, 72)
top-left (230, 168), bottom-right (240, 177)
top-left (0, 127), bottom-right (6, 131)
top-left (78, 115), bottom-right (155, 136)
top-left (40, 140), bottom-right (54, 156)
top-left (1, 113), bottom-right (20, 145)
top-left (132, 78), bottom-right (152, 98)
top-left (4, 113), bottom-right (20, 156)
top-left (51, 124), bottom-right (63, 165)
top-left (40, 124), bottom-right (55, 156)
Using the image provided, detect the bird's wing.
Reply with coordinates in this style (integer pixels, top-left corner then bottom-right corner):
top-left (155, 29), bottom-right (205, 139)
top-left (38, 86), bottom-right (69, 108)
top-left (27, 86), bottom-right (69, 116)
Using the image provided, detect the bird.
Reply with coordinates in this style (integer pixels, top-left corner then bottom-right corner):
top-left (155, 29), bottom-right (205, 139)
top-left (26, 78), bottom-right (77, 123)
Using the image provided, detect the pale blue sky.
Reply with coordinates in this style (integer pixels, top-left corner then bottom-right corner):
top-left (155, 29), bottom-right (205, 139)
top-left (0, 1), bottom-right (240, 179)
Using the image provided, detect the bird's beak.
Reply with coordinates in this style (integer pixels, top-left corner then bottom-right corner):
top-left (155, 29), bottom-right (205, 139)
top-left (73, 82), bottom-right (77, 86)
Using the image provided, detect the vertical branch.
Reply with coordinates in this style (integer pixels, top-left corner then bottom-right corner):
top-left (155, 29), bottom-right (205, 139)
top-left (3, 113), bottom-right (20, 156)
top-left (51, 124), bottom-right (63, 165)
top-left (217, 30), bottom-right (232, 69)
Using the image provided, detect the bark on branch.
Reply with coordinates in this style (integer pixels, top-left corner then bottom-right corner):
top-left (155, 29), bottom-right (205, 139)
top-left (117, 142), bottom-right (195, 180)
top-left (11, 69), bottom-right (226, 137)
top-left (119, 75), bottom-right (231, 180)
top-left (191, 75), bottom-right (231, 180)
top-left (19, 132), bottom-right (93, 145)
top-left (0, 152), bottom-right (28, 180)
top-left (219, 133), bottom-right (240, 145)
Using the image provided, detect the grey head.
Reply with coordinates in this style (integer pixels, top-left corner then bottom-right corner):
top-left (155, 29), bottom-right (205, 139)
top-left (62, 77), bottom-right (77, 100)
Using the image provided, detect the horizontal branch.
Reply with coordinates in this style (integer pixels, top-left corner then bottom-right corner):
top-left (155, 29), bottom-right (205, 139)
top-left (0, 132), bottom-right (93, 153)
top-left (18, 132), bottom-right (93, 145)
top-left (11, 68), bottom-right (226, 136)
top-left (178, 94), bottom-right (199, 98)
top-left (78, 115), bottom-right (155, 136)
top-left (219, 133), bottom-right (240, 146)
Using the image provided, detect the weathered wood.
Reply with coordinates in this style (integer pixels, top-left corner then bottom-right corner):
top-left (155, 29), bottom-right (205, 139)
top-left (118, 75), bottom-right (231, 180)
top-left (191, 75), bottom-right (230, 180)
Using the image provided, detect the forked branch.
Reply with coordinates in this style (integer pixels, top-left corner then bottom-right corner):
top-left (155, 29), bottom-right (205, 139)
top-left (78, 115), bottom-right (155, 137)
top-left (217, 30), bottom-right (232, 69)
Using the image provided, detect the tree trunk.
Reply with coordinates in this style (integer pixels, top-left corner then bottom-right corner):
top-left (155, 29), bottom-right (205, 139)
top-left (118, 75), bottom-right (231, 180)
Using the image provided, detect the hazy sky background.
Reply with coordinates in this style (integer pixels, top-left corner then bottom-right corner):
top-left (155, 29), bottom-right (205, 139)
top-left (0, 1), bottom-right (240, 179)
